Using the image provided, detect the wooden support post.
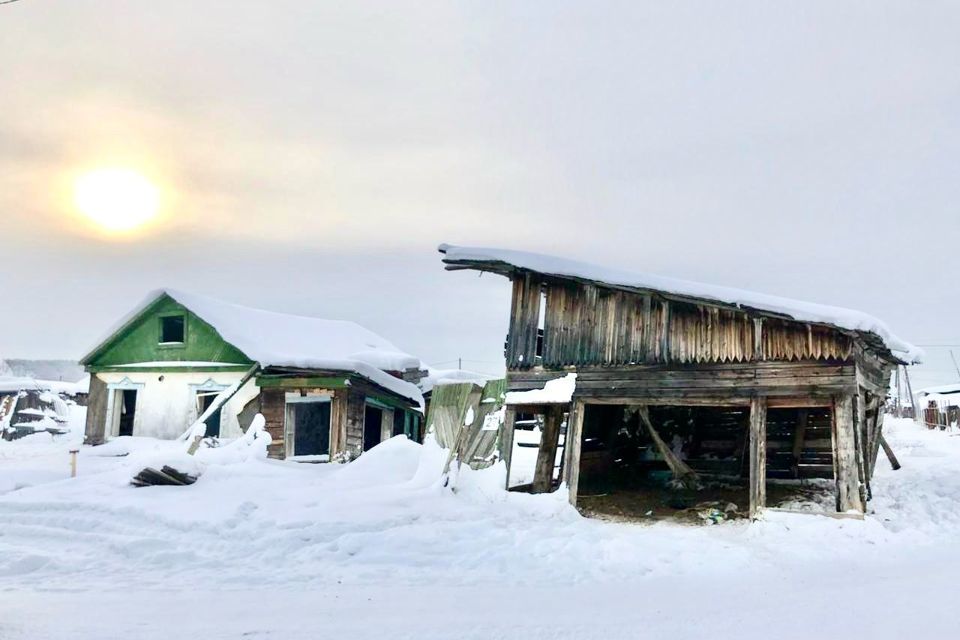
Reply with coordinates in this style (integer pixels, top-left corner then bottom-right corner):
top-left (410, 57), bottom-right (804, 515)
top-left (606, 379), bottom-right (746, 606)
top-left (791, 409), bottom-right (808, 479)
top-left (870, 409), bottom-right (885, 474)
top-left (501, 406), bottom-right (517, 490)
top-left (879, 434), bottom-right (901, 471)
top-left (563, 399), bottom-right (585, 506)
top-left (532, 406), bottom-right (563, 493)
top-left (832, 395), bottom-right (865, 513)
top-left (69, 449), bottom-right (79, 478)
top-left (855, 389), bottom-right (869, 505)
top-left (749, 396), bottom-right (768, 519)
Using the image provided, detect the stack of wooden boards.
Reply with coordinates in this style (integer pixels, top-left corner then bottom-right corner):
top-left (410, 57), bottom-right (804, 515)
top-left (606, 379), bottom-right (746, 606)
top-left (130, 466), bottom-right (198, 487)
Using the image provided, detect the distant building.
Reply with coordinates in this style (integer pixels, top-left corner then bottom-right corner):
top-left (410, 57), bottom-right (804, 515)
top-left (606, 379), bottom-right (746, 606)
top-left (0, 376), bottom-right (87, 440)
top-left (914, 383), bottom-right (960, 430)
top-left (80, 290), bottom-right (424, 460)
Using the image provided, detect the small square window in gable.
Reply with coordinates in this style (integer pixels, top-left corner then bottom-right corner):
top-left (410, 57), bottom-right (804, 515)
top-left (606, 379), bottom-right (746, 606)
top-left (160, 315), bottom-right (186, 344)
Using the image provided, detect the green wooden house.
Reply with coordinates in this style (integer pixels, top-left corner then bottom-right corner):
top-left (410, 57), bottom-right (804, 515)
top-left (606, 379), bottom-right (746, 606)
top-left (81, 289), bottom-right (424, 460)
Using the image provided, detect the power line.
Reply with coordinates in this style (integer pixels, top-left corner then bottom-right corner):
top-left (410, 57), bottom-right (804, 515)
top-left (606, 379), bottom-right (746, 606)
top-left (0, 0), bottom-right (26, 6)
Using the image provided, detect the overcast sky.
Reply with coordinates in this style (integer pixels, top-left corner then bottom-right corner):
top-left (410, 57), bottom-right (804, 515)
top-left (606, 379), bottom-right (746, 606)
top-left (1, 1), bottom-right (958, 388)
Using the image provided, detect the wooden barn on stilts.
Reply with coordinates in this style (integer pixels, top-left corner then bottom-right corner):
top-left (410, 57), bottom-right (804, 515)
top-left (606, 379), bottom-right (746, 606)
top-left (439, 245), bottom-right (920, 518)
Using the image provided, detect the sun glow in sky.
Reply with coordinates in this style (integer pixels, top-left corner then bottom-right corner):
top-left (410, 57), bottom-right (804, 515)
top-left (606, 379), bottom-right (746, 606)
top-left (73, 168), bottom-right (161, 233)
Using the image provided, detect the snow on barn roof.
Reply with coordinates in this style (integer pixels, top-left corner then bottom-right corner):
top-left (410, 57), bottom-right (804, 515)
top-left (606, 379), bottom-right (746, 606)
top-left (82, 289), bottom-right (423, 405)
top-left (439, 244), bottom-right (920, 363)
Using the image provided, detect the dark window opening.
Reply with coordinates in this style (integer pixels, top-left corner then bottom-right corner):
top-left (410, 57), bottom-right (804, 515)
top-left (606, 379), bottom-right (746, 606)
top-left (118, 389), bottom-right (137, 436)
top-left (197, 392), bottom-right (223, 438)
top-left (393, 410), bottom-right (406, 437)
top-left (363, 405), bottom-right (383, 452)
top-left (293, 401), bottom-right (331, 456)
top-left (160, 315), bottom-right (185, 343)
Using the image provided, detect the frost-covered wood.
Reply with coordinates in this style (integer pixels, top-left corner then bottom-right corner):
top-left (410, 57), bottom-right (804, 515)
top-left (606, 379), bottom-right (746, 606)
top-left (532, 405), bottom-right (562, 493)
top-left (749, 397), bottom-right (768, 519)
top-left (501, 405), bottom-right (516, 489)
top-left (564, 399), bottom-right (585, 506)
top-left (832, 395), bottom-right (864, 513)
top-left (83, 374), bottom-right (109, 445)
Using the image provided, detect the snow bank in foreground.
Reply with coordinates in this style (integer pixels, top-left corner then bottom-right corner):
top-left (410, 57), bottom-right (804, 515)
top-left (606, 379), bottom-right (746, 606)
top-left (0, 417), bottom-right (957, 599)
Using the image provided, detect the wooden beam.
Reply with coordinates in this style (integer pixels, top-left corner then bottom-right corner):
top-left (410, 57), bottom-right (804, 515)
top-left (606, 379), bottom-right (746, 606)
top-left (767, 397), bottom-right (833, 409)
top-left (576, 396), bottom-right (752, 407)
top-left (532, 406), bottom-right (563, 493)
top-left (749, 396), bottom-right (768, 519)
top-left (879, 434), bottom-right (901, 470)
top-left (791, 409), bottom-right (808, 479)
top-left (501, 406), bottom-right (517, 490)
top-left (563, 399), bottom-right (585, 506)
top-left (855, 389), bottom-right (869, 505)
top-left (186, 363), bottom-right (260, 454)
top-left (832, 394), bottom-right (864, 513)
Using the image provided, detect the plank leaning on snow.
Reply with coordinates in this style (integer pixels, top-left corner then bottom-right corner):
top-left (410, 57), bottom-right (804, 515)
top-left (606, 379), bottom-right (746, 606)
top-left (184, 364), bottom-right (260, 455)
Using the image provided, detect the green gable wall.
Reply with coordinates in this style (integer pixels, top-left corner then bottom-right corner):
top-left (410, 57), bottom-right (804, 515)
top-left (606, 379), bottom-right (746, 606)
top-left (84, 294), bottom-right (254, 368)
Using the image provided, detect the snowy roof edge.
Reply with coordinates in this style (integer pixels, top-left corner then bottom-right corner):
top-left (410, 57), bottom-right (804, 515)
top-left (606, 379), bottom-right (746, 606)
top-left (439, 243), bottom-right (921, 363)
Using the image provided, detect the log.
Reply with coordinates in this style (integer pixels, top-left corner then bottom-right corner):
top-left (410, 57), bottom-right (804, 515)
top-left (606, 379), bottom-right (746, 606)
top-left (185, 363), bottom-right (260, 454)
top-left (879, 434), bottom-right (901, 471)
top-left (532, 406), bottom-right (563, 493)
top-left (501, 406), bottom-right (517, 489)
top-left (563, 399), bottom-right (585, 506)
top-left (791, 409), bottom-right (808, 478)
top-left (749, 396), bottom-right (768, 519)
top-left (832, 395), bottom-right (864, 513)
top-left (637, 406), bottom-right (698, 486)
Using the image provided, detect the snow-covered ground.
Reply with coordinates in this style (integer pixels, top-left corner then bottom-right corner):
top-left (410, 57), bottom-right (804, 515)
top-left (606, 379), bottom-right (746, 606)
top-left (1, 415), bottom-right (959, 639)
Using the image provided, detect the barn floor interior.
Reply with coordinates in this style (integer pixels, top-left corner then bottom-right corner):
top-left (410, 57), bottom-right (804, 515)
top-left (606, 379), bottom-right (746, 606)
top-left (572, 403), bottom-right (837, 524)
top-left (576, 480), bottom-right (835, 524)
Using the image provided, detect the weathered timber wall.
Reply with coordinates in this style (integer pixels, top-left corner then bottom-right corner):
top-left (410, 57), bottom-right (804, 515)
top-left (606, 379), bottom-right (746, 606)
top-left (507, 276), bottom-right (855, 369)
top-left (507, 361), bottom-right (858, 399)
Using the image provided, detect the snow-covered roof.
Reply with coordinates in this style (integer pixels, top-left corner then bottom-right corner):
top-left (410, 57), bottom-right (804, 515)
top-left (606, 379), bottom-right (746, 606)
top-left (83, 289), bottom-right (423, 405)
top-left (418, 367), bottom-right (500, 394)
top-left (505, 373), bottom-right (577, 405)
top-left (439, 244), bottom-right (920, 363)
top-left (918, 383), bottom-right (960, 396)
top-left (0, 376), bottom-right (87, 396)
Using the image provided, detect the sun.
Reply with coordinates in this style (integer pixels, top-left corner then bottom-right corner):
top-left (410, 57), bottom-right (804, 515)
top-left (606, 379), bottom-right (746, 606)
top-left (73, 168), bottom-right (161, 233)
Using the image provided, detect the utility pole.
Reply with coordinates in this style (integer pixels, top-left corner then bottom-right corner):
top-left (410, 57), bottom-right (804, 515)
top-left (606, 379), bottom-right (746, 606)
top-left (902, 365), bottom-right (916, 422)
top-left (894, 367), bottom-right (902, 416)
top-left (951, 350), bottom-right (960, 379)
top-left (458, 357), bottom-right (462, 370)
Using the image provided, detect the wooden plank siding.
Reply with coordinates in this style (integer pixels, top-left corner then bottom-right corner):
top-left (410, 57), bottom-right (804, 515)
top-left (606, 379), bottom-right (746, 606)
top-left (507, 361), bottom-right (858, 399)
top-left (509, 276), bottom-right (856, 370)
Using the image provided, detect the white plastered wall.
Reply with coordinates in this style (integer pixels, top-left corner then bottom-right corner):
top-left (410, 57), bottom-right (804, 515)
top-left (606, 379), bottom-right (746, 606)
top-left (94, 370), bottom-right (260, 440)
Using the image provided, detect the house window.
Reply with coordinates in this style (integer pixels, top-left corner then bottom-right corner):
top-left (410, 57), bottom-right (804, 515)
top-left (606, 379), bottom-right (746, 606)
top-left (159, 315), bottom-right (185, 344)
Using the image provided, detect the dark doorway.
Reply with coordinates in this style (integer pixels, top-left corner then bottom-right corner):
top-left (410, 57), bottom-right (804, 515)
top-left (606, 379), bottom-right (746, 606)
top-left (293, 401), bottom-right (331, 456)
top-left (197, 392), bottom-right (223, 438)
top-left (364, 405), bottom-right (383, 452)
top-left (393, 409), bottom-right (406, 437)
top-left (118, 389), bottom-right (137, 436)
